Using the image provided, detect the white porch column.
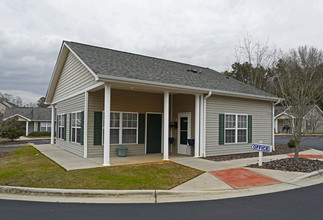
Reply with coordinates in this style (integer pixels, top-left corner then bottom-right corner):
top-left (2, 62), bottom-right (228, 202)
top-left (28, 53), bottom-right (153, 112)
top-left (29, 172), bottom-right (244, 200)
top-left (199, 94), bottom-right (204, 157)
top-left (51, 105), bottom-right (55, 144)
top-left (194, 95), bottom-right (200, 157)
top-left (84, 91), bottom-right (88, 158)
top-left (25, 121), bottom-right (29, 136)
top-left (163, 91), bottom-right (169, 160)
top-left (103, 84), bottom-right (111, 166)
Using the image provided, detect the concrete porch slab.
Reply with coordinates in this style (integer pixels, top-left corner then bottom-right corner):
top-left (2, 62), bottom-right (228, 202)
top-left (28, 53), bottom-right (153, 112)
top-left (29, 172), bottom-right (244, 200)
top-left (33, 144), bottom-right (103, 171)
top-left (88, 153), bottom-right (163, 167)
top-left (33, 144), bottom-right (164, 170)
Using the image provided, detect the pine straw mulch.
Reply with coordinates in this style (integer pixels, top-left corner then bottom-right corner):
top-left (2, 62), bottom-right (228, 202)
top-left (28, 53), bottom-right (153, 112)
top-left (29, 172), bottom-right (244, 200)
top-left (247, 158), bottom-right (323, 173)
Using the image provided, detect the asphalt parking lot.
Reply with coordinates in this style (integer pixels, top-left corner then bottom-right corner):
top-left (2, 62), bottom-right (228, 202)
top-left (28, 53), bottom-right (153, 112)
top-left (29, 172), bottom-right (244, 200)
top-left (275, 135), bottom-right (323, 151)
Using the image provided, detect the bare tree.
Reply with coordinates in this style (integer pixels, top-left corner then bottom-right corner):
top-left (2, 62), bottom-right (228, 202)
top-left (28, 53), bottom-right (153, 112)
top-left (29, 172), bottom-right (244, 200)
top-left (234, 33), bottom-right (278, 91)
top-left (273, 46), bottom-right (323, 160)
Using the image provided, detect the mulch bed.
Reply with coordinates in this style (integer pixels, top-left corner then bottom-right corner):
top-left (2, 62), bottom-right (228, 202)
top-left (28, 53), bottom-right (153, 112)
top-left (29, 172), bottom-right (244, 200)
top-left (205, 144), bottom-right (308, 162)
top-left (0, 152), bottom-right (14, 159)
top-left (247, 158), bottom-right (323, 173)
top-left (0, 140), bottom-right (28, 145)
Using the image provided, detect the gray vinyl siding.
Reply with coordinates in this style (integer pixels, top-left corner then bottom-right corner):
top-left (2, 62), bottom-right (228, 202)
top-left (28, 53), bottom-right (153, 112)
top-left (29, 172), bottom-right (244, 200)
top-left (87, 89), bottom-right (163, 158)
top-left (171, 94), bottom-right (195, 153)
top-left (205, 95), bottom-right (273, 156)
top-left (52, 51), bottom-right (97, 103)
top-left (56, 93), bottom-right (85, 157)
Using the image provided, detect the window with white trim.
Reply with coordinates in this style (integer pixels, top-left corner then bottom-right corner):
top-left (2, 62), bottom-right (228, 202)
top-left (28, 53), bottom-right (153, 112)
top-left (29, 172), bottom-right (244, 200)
top-left (102, 112), bottom-right (138, 145)
top-left (40, 122), bottom-right (51, 132)
top-left (57, 115), bottom-right (65, 139)
top-left (71, 112), bottom-right (81, 143)
top-left (225, 114), bottom-right (247, 144)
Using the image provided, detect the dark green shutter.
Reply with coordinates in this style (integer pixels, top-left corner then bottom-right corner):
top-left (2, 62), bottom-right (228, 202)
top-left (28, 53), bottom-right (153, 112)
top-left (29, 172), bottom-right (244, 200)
top-left (69, 113), bottom-right (72, 142)
top-left (219, 114), bottom-right (224, 145)
top-left (80, 111), bottom-right (84, 145)
top-left (64, 114), bottom-right (67, 141)
top-left (138, 113), bottom-right (145, 144)
top-left (38, 122), bottom-right (40, 131)
top-left (248, 115), bottom-right (252, 143)
top-left (56, 115), bottom-right (58, 138)
top-left (94, 112), bottom-right (102, 145)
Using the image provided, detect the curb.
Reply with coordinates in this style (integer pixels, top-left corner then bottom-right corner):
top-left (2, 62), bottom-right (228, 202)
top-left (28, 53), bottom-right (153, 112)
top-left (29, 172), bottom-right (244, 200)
top-left (287, 169), bottom-right (323, 183)
top-left (0, 186), bottom-right (155, 198)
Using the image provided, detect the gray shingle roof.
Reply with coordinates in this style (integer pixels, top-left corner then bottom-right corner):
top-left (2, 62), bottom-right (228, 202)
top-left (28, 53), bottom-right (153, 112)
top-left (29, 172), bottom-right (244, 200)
top-left (3, 107), bottom-right (51, 121)
top-left (65, 41), bottom-right (277, 99)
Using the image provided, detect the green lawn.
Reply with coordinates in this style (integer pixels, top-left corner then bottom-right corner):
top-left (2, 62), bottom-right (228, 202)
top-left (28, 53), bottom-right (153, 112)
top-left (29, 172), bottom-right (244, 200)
top-left (0, 146), bottom-right (203, 190)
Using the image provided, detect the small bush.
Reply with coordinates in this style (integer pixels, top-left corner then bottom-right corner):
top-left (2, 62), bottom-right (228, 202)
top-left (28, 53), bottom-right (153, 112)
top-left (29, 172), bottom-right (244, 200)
top-left (288, 139), bottom-right (296, 148)
top-left (0, 118), bottom-right (22, 140)
top-left (28, 131), bottom-right (51, 137)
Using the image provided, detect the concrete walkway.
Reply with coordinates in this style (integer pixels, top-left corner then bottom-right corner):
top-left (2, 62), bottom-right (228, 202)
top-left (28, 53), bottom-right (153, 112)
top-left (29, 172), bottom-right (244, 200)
top-left (33, 144), bottom-right (164, 170)
top-left (170, 149), bottom-right (321, 192)
top-left (33, 144), bottom-right (102, 171)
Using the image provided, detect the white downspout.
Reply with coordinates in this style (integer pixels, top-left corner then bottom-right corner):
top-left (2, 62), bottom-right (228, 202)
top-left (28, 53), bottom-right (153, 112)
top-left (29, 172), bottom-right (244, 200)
top-left (273, 99), bottom-right (281, 151)
top-left (203, 91), bottom-right (212, 157)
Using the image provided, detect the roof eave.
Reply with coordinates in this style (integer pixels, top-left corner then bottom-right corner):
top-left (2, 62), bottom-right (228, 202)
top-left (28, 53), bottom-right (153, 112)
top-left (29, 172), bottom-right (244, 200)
top-left (97, 74), bottom-right (280, 102)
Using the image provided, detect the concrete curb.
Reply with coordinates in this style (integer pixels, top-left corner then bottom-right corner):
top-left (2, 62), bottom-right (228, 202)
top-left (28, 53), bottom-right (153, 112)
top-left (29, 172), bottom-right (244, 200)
top-left (0, 186), bottom-right (155, 198)
top-left (287, 169), bottom-right (323, 183)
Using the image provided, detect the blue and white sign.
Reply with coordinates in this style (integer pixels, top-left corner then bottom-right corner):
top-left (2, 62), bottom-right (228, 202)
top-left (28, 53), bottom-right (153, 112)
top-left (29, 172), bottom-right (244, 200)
top-left (251, 144), bottom-right (273, 153)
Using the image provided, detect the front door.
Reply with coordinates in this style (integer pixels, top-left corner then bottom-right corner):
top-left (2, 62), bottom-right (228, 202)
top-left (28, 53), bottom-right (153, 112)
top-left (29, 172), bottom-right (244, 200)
top-left (146, 113), bottom-right (162, 154)
top-left (178, 113), bottom-right (191, 155)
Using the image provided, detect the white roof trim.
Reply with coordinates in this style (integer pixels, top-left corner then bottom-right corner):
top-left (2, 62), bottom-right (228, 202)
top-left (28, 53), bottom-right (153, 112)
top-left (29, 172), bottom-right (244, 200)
top-left (50, 82), bottom-right (104, 104)
top-left (274, 112), bottom-right (294, 119)
top-left (3, 114), bottom-right (31, 121)
top-left (97, 74), bottom-right (280, 102)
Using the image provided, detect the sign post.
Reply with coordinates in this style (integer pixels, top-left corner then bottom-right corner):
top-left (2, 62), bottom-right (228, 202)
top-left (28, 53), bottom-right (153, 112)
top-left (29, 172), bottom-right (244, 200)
top-left (251, 143), bottom-right (273, 166)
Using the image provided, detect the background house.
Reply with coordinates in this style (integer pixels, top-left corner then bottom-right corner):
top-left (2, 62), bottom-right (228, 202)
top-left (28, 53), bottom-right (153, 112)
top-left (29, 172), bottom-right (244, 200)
top-left (3, 107), bottom-right (54, 136)
top-left (0, 101), bottom-right (18, 121)
top-left (274, 105), bottom-right (323, 134)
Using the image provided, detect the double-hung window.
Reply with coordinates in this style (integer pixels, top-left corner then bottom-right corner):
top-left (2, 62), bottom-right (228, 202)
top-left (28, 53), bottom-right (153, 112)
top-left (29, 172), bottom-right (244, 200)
top-left (57, 115), bottom-right (65, 139)
top-left (225, 114), bottom-right (247, 144)
top-left (102, 112), bottom-right (138, 145)
top-left (71, 112), bottom-right (82, 143)
top-left (40, 122), bottom-right (51, 132)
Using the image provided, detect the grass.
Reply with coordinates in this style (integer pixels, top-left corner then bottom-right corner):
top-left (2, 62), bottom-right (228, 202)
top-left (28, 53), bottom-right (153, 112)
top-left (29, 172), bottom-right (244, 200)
top-left (0, 146), bottom-right (203, 190)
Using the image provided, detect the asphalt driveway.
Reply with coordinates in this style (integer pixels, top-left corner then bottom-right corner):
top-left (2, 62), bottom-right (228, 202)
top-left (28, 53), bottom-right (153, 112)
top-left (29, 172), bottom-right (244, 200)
top-left (275, 135), bottom-right (323, 151)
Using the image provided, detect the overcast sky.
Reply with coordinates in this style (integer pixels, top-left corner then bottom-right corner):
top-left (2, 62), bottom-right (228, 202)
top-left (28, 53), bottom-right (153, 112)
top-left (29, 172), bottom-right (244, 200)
top-left (0, 0), bottom-right (322, 104)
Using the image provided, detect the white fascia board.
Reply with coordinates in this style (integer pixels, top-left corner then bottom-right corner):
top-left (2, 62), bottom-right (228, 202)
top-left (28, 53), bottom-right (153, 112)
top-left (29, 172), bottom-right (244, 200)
top-left (51, 82), bottom-right (104, 105)
top-left (45, 42), bottom-right (66, 104)
top-left (45, 42), bottom-right (100, 105)
top-left (3, 114), bottom-right (31, 121)
top-left (97, 74), bottom-right (280, 102)
top-left (274, 112), bottom-right (294, 119)
top-left (63, 42), bottom-right (99, 81)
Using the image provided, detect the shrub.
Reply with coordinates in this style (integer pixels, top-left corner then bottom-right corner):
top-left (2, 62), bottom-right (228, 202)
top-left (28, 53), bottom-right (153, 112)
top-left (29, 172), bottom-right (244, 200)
top-left (288, 139), bottom-right (296, 148)
top-left (0, 118), bottom-right (23, 140)
top-left (28, 131), bottom-right (51, 137)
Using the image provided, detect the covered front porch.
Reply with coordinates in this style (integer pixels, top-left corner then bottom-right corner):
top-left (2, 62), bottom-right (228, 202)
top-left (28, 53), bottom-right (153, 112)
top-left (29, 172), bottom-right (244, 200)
top-left (50, 82), bottom-right (207, 166)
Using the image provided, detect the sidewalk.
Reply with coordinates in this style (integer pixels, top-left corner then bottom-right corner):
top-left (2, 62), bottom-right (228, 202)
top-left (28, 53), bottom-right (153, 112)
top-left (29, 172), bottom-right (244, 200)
top-left (170, 149), bottom-right (323, 192)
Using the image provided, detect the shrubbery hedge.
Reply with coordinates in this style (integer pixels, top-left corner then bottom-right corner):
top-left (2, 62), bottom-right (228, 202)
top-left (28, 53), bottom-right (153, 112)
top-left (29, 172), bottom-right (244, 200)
top-left (28, 131), bottom-right (52, 137)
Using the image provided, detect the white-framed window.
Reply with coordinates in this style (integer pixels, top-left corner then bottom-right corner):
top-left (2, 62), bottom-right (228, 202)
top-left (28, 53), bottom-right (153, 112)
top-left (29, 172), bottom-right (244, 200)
top-left (57, 115), bottom-right (65, 139)
top-left (40, 122), bottom-right (51, 132)
top-left (102, 112), bottom-right (138, 145)
top-left (225, 114), bottom-right (247, 144)
top-left (71, 112), bottom-right (82, 143)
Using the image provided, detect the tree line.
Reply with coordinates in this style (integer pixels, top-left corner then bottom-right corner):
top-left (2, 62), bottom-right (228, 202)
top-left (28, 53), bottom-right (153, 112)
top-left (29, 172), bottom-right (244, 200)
top-left (225, 34), bottom-right (323, 160)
